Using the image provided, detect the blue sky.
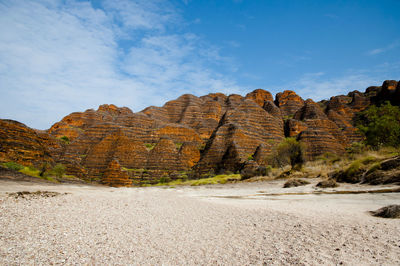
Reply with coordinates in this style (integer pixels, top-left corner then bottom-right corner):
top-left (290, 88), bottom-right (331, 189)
top-left (0, 0), bottom-right (399, 129)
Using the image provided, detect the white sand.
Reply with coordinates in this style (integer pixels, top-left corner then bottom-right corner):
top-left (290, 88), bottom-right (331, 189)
top-left (0, 179), bottom-right (399, 265)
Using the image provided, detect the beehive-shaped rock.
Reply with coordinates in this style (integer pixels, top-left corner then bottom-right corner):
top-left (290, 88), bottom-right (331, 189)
top-left (245, 89), bottom-right (274, 107)
top-left (147, 138), bottom-right (182, 170)
top-left (0, 119), bottom-right (53, 166)
top-left (275, 90), bottom-right (305, 117)
top-left (102, 159), bottom-right (132, 187)
top-left (179, 142), bottom-right (201, 169)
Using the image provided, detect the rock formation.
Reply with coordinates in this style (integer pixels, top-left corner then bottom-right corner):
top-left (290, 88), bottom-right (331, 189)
top-left (102, 159), bottom-right (132, 187)
top-left (1, 80), bottom-right (398, 186)
top-left (0, 120), bottom-right (53, 166)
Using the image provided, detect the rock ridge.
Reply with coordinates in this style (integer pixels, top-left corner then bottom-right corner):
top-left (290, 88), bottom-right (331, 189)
top-left (1, 80), bottom-right (399, 186)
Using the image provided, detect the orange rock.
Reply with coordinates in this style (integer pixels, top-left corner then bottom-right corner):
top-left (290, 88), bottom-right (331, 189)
top-left (152, 125), bottom-right (201, 145)
top-left (286, 119), bottom-right (308, 137)
top-left (102, 159), bottom-right (132, 187)
top-left (0, 119), bottom-right (53, 167)
top-left (84, 129), bottom-right (148, 181)
top-left (196, 100), bottom-right (284, 173)
top-left (147, 138), bottom-right (182, 170)
top-left (245, 89), bottom-right (273, 107)
top-left (1, 80), bottom-right (397, 184)
top-left (275, 90), bottom-right (305, 117)
top-left (179, 142), bottom-right (201, 169)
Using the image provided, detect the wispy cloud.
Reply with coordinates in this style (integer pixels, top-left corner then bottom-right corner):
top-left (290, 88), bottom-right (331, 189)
top-left (367, 40), bottom-right (400, 55)
top-left (287, 72), bottom-right (382, 101)
top-left (0, 0), bottom-right (240, 129)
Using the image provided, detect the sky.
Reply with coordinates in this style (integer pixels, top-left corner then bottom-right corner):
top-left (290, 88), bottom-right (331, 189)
top-left (0, 0), bottom-right (399, 129)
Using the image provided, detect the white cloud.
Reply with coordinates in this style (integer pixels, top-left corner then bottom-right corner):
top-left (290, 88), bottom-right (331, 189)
top-left (367, 40), bottom-right (400, 55)
top-left (287, 72), bottom-right (383, 101)
top-left (0, 0), bottom-right (240, 129)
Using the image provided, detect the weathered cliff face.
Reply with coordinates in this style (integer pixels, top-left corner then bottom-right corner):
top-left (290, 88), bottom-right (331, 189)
top-left (0, 120), bottom-right (53, 167)
top-left (102, 159), bottom-right (132, 187)
top-left (195, 99), bottom-right (285, 173)
top-left (291, 99), bottom-right (348, 159)
top-left (1, 80), bottom-right (398, 186)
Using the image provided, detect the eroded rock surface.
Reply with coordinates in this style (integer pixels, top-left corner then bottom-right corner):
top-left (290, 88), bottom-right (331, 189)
top-left (1, 80), bottom-right (399, 186)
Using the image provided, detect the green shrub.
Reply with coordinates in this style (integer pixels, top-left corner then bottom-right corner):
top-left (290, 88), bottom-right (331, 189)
top-left (175, 143), bottom-right (183, 150)
top-left (269, 137), bottom-right (305, 169)
top-left (356, 102), bottom-right (400, 148)
top-left (159, 176), bottom-right (171, 184)
top-left (144, 143), bottom-right (156, 151)
top-left (345, 161), bottom-right (361, 177)
top-left (316, 152), bottom-right (341, 164)
top-left (346, 142), bottom-right (366, 155)
top-left (359, 156), bottom-right (377, 165)
top-left (60, 136), bottom-right (70, 144)
top-left (334, 160), bottom-right (365, 183)
top-left (52, 164), bottom-right (66, 178)
top-left (367, 162), bottom-right (381, 173)
top-left (3, 162), bottom-right (24, 171)
top-left (19, 167), bottom-right (40, 178)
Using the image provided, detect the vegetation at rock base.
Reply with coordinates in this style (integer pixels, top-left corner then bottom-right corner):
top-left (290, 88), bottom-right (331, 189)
top-left (1, 161), bottom-right (69, 182)
top-left (269, 137), bottom-right (305, 170)
top-left (345, 142), bottom-right (367, 157)
top-left (316, 152), bottom-right (341, 165)
top-left (151, 174), bottom-right (241, 187)
top-left (51, 163), bottom-right (66, 178)
top-left (240, 165), bottom-right (271, 180)
top-left (59, 135), bottom-right (70, 144)
top-left (2, 162), bottom-right (24, 171)
top-left (356, 102), bottom-right (400, 148)
top-left (19, 166), bottom-right (41, 178)
top-left (1, 80), bottom-right (399, 187)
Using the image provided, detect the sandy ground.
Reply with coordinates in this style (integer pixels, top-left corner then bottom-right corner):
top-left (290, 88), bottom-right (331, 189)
top-left (0, 179), bottom-right (399, 265)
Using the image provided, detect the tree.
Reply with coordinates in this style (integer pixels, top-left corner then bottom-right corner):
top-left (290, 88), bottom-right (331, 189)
top-left (269, 137), bottom-right (305, 170)
top-left (356, 102), bottom-right (400, 148)
top-left (52, 164), bottom-right (66, 178)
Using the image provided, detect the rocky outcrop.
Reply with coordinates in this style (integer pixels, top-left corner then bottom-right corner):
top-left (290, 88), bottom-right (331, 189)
top-left (141, 94), bottom-right (225, 141)
top-left (0, 119), bottom-right (53, 167)
top-left (84, 129), bottom-right (148, 181)
top-left (245, 89), bottom-right (273, 107)
top-left (102, 159), bottom-right (132, 187)
top-left (179, 142), bottom-right (201, 169)
top-left (374, 80), bottom-right (400, 105)
top-left (1, 80), bottom-right (398, 186)
top-left (196, 99), bottom-right (284, 173)
top-left (290, 99), bottom-right (348, 159)
top-left (147, 138), bottom-right (182, 171)
top-left (275, 90), bottom-right (304, 117)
